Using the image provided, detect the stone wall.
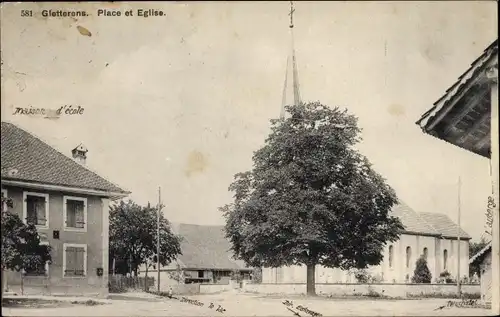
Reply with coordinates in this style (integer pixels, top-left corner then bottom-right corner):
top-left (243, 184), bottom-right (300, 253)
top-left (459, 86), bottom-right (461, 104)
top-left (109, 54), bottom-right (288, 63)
top-left (243, 283), bottom-right (480, 298)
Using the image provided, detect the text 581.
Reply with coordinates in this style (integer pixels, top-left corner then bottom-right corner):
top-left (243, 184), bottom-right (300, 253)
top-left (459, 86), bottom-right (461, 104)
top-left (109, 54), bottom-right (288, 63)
top-left (21, 10), bottom-right (33, 17)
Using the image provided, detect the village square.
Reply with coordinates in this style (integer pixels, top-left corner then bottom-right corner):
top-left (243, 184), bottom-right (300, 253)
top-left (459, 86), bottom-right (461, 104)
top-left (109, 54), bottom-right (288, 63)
top-left (1, 1), bottom-right (498, 316)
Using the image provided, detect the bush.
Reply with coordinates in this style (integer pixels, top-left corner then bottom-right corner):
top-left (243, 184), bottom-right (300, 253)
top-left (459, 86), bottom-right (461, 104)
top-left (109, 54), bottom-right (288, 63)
top-left (354, 269), bottom-right (370, 283)
top-left (411, 256), bottom-right (432, 283)
top-left (438, 271), bottom-right (456, 284)
top-left (108, 281), bottom-right (127, 294)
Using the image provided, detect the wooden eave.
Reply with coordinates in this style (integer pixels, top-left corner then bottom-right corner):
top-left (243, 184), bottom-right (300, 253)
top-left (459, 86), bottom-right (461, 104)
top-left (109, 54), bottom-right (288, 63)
top-left (416, 40), bottom-right (498, 158)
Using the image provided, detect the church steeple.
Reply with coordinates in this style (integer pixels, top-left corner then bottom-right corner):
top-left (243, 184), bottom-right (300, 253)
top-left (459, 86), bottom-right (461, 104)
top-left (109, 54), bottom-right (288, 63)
top-left (280, 1), bottom-right (302, 119)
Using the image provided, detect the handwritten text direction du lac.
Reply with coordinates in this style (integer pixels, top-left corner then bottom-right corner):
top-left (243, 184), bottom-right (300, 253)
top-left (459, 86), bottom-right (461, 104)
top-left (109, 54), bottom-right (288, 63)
top-left (13, 105), bottom-right (84, 117)
top-left (20, 9), bottom-right (165, 19)
top-left (283, 300), bottom-right (322, 317)
top-left (179, 297), bottom-right (226, 314)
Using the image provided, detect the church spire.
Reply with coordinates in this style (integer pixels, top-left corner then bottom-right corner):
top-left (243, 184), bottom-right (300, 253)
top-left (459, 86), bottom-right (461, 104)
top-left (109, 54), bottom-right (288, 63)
top-left (280, 1), bottom-right (302, 119)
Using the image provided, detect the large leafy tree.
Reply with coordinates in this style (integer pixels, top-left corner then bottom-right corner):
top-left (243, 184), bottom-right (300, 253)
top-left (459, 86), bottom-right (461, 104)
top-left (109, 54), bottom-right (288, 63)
top-left (221, 102), bottom-right (404, 295)
top-left (1, 195), bottom-right (51, 298)
top-left (109, 200), bottom-right (182, 276)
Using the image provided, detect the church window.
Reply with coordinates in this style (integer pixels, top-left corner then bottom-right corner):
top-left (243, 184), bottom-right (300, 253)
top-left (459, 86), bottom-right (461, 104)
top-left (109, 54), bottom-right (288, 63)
top-left (388, 245), bottom-right (394, 268)
top-left (406, 246), bottom-right (412, 268)
top-left (423, 247), bottom-right (428, 260)
top-left (443, 249), bottom-right (448, 270)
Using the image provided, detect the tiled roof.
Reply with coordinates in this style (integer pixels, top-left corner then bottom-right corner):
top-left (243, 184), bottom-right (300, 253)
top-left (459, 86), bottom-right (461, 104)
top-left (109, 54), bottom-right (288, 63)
top-left (416, 39), bottom-right (498, 130)
top-left (390, 202), bottom-right (471, 239)
top-left (171, 223), bottom-right (250, 271)
top-left (391, 202), bottom-right (439, 236)
top-left (1, 121), bottom-right (128, 194)
top-left (418, 212), bottom-right (471, 239)
top-left (469, 241), bottom-right (492, 265)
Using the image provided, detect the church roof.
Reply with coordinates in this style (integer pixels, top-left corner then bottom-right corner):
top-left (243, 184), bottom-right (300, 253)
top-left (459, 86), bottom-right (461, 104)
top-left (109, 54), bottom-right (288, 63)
top-left (170, 223), bottom-right (251, 271)
top-left (391, 202), bottom-right (471, 239)
top-left (1, 121), bottom-right (129, 195)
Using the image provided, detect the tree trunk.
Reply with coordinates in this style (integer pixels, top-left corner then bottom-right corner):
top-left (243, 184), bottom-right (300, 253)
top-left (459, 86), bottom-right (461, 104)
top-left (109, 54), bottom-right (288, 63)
top-left (1, 268), bottom-right (5, 300)
top-left (306, 264), bottom-right (316, 296)
top-left (144, 265), bottom-right (149, 292)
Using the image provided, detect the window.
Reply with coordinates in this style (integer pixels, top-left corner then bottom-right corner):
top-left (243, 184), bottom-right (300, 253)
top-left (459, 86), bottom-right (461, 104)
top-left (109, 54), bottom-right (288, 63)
top-left (388, 245), bottom-right (394, 268)
top-left (443, 249), bottom-right (448, 270)
top-left (23, 192), bottom-right (49, 228)
top-left (198, 270), bottom-right (204, 278)
top-left (405, 246), bottom-right (412, 268)
top-left (24, 241), bottom-right (50, 276)
top-left (423, 247), bottom-right (428, 260)
top-left (63, 244), bottom-right (87, 277)
top-left (63, 196), bottom-right (87, 231)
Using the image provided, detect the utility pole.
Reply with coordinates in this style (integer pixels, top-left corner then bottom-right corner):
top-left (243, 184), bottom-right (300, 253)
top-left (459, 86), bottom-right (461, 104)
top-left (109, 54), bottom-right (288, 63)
top-left (157, 187), bottom-right (161, 292)
top-left (457, 176), bottom-right (462, 296)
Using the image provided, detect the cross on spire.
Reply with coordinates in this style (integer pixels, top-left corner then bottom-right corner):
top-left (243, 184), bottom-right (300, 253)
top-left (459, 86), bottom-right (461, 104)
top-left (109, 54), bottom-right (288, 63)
top-left (289, 1), bottom-right (295, 28)
top-left (280, 1), bottom-right (301, 119)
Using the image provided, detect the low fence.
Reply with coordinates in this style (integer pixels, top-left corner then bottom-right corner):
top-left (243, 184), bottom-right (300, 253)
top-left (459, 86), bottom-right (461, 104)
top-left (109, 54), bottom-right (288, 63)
top-left (199, 281), bottom-right (240, 294)
top-left (109, 275), bottom-right (155, 292)
top-left (242, 283), bottom-right (481, 298)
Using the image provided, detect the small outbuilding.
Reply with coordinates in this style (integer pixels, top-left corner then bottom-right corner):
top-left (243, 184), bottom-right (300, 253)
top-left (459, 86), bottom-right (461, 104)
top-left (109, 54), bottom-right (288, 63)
top-left (469, 242), bottom-right (492, 306)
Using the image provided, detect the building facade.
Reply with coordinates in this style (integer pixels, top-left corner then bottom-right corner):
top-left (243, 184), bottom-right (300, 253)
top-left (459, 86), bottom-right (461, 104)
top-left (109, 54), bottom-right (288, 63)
top-left (262, 202), bottom-right (471, 284)
top-left (142, 223), bottom-right (252, 289)
top-left (416, 39), bottom-right (498, 311)
top-left (1, 122), bottom-right (129, 297)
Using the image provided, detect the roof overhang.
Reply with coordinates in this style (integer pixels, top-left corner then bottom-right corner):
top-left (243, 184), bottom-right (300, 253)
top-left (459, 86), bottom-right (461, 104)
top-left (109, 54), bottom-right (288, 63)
top-left (416, 40), bottom-right (498, 158)
top-left (1, 178), bottom-right (130, 201)
top-left (469, 241), bottom-right (492, 265)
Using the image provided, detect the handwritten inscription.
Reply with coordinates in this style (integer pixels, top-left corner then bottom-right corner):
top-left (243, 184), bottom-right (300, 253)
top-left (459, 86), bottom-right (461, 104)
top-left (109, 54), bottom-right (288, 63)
top-left (12, 105), bottom-right (84, 117)
top-left (283, 300), bottom-right (322, 317)
top-left (180, 297), bottom-right (204, 307)
top-left (159, 293), bottom-right (226, 314)
top-left (484, 196), bottom-right (495, 236)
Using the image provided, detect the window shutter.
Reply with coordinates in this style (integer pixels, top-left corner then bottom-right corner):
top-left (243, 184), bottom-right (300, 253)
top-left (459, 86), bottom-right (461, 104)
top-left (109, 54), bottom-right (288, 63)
top-left (75, 248), bottom-right (85, 276)
top-left (66, 202), bottom-right (76, 227)
top-left (36, 198), bottom-right (46, 225)
top-left (75, 202), bottom-right (85, 228)
top-left (65, 247), bottom-right (77, 276)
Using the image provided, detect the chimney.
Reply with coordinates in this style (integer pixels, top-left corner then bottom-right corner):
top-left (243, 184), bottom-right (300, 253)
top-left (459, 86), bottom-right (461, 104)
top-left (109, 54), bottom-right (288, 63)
top-left (71, 143), bottom-right (88, 165)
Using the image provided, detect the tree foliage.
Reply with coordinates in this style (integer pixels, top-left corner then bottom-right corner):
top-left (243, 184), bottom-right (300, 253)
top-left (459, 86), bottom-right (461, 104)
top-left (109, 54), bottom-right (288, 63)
top-left (411, 256), bottom-right (432, 283)
top-left (221, 102), bottom-right (404, 295)
top-left (469, 237), bottom-right (489, 278)
top-left (1, 195), bottom-right (52, 272)
top-left (109, 200), bottom-right (182, 275)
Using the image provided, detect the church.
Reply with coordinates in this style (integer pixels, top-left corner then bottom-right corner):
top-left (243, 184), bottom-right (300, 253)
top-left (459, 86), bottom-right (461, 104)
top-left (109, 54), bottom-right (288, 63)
top-left (263, 3), bottom-right (471, 286)
top-left (262, 202), bottom-right (471, 284)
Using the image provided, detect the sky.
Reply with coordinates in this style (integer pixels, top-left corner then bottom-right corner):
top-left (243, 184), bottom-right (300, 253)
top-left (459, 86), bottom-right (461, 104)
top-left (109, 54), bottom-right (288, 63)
top-left (1, 1), bottom-right (497, 241)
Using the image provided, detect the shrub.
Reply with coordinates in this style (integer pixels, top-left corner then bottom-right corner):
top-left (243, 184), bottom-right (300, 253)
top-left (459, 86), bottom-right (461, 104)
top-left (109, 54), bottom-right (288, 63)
top-left (438, 270), bottom-right (456, 284)
top-left (354, 269), bottom-right (370, 283)
top-left (108, 281), bottom-right (127, 294)
top-left (411, 256), bottom-right (432, 283)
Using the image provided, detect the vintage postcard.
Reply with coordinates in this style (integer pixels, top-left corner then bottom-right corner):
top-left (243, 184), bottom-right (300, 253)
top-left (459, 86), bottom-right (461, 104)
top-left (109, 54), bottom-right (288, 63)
top-left (1, 1), bottom-right (498, 316)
